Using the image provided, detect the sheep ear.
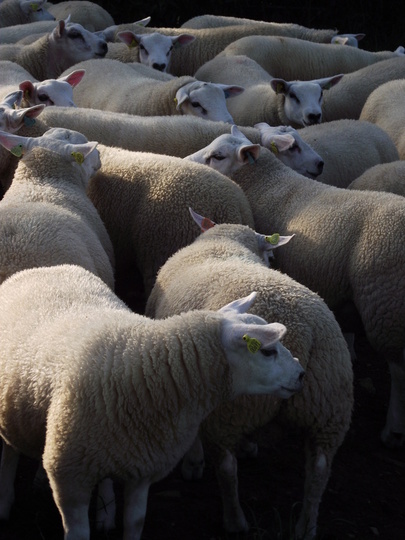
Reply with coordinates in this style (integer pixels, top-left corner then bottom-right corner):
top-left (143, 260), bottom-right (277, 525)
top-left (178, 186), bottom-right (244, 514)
top-left (174, 86), bottom-right (189, 109)
top-left (59, 69), bottom-right (86, 88)
top-left (69, 141), bottom-right (98, 164)
top-left (2, 90), bottom-right (23, 108)
top-left (172, 34), bottom-right (196, 48)
top-left (218, 292), bottom-right (257, 315)
top-left (117, 31), bottom-right (139, 48)
top-left (270, 78), bottom-right (289, 95)
top-left (256, 232), bottom-right (295, 266)
top-left (188, 207), bottom-right (216, 232)
top-left (314, 74), bottom-right (344, 90)
top-left (240, 322), bottom-right (287, 351)
top-left (266, 133), bottom-right (295, 154)
top-left (216, 84), bottom-right (245, 99)
top-left (19, 80), bottom-right (35, 100)
top-left (134, 16), bottom-right (151, 27)
top-left (0, 130), bottom-right (36, 156)
top-left (238, 144), bottom-right (261, 164)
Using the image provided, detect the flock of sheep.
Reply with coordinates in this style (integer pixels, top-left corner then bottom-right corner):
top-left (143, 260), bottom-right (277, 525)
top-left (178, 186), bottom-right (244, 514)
top-left (0, 1), bottom-right (404, 539)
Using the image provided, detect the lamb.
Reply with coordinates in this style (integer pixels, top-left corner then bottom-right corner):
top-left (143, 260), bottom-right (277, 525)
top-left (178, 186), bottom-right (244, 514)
top-left (297, 119), bottom-right (399, 187)
top-left (184, 124), bottom-right (262, 176)
top-left (321, 56), bottom-right (405, 122)
top-left (195, 54), bottom-right (343, 127)
top-left (180, 13), bottom-right (290, 28)
top-left (218, 35), bottom-right (405, 81)
top-left (115, 29), bottom-right (195, 73)
top-left (224, 144), bottom-right (405, 449)
top-left (360, 79), bottom-right (405, 159)
top-left (0, 19), bottom-right (58, 43)
top-left (347, 161), bottom-right (405, 196)
top-left (145, 209), bottom-right (353, 540)
top-left (45, 0), bottom-right (114, 32)
top-left (0, 263), bottom-right (304, 539)
top-left (86, 144), bottom-right (255, 311)
top-left (0, 0), bottom-right (54, 28)
top-left (0, 60), bottom-right (85, 107)
top-left (0, 18), bottom-right (107, 80)
top-left (60, 58), bottom-right (244, 123)
top-left (0, 127), bottom-right (114, 288)
top-left (103, 23), bottom-right (338, 76)
top-left (255, 122), bottom-right (324, 178)
top-left (330, 32), bottom-right (366, 46)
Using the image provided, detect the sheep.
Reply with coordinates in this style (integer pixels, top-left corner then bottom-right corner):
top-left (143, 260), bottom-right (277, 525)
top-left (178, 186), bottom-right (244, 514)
top-left (0, 263), bottom-right (304, 539)
top-left (103, 23), bottom-right (338, 77)
top-left (0, 0), bottom-right (54, 28)
top-left (0, 19), bottom-right (57, 43)
top-left (0, 89), bottom-right (44, 133)
top-left (0, 18), bottom-right (107, 80)
top-left (145, 209), bottom-right (353, 540)
top-left (184, 124), bottom-right (262, 176)
top-left (194, 53), bottom-right (344, 127)
top-left (347, 161), bottom-right (405, 196)
top-left (115, 30), bottom-right (195, 73)
top-left (297, 119), bottom-right (399, 187)
top-left (360, 79), bottom-right (405, 159)
top-left (0, 127), bottom-right (115, 288)
top-left (218, 35), bottom-right (405, 81)
top-left (60, 58), bottom-right (244, 123)
top-left (45, 0), bottom-right (114, 32)
top-left (223, 144), bottom-right (405, 449)
top-left (321, 56), bottom-right (405, 122)
top-left (0, 60), bottom-right (85, 106)
top-left (180, 13), bottom-right (287, 28)
top-left (86, 144), bottom-right (255, 311)
top-left (331, 33), bottom-right (366, 47)
top-left (255, 122), bottom-right (325, 178)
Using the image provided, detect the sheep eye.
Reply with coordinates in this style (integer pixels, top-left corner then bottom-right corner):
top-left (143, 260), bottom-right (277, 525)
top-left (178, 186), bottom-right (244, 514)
top-left (38, 94), bottom-right (49, 102)
top-left (167, 45), bottom-right (174, 56)
top-left (261, 348), bottom-right (277, 358)
top-left (68, 31), bottom-right (83, 40)
top-left (191, 101), bottom-right (201, 108)
top-left (210, 154), bottom-right (226, 161)
top-left (289, 143), bottom-right (300, 153)
top-left (289, 92), bottom-right (299, 103)
top-left (139, 44), bottom-right (147, 54)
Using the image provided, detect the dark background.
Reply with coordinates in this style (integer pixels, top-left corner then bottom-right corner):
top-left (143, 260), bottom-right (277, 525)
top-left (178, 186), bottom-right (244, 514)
top-left (88, 0), bottom-right (403, 53)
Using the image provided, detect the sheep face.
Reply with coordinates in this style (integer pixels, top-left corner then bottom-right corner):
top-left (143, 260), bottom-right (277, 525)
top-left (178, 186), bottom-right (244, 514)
top-left (219, 292), bottom-right (304, 398)
top-left (19, 69), bottom-right (85, 107)
top-left (19, 0), bottom-right (55, 23)
top-left (0, 90), bottom-right (44, 133)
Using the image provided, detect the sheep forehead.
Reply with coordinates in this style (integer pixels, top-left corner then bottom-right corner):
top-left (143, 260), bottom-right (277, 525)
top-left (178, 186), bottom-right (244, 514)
top-left (43, 127), bottom-right (88, 144)
top-left (57, 22), bottom-right (107, 51)
top-left (139, 32), bottom-right (174, 52)
top-left (34, 79), bottom-right (74, 105)
top-left (287, 81), bottom-right (323, 101)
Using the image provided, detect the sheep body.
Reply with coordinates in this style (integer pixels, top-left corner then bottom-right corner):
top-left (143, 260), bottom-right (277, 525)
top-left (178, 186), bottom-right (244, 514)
top-left (87, 144), bottom-right (255, 308)
top-left (104, 23), bottom-right (338, 76)
top-left (46, 0), bottom-right (114, 31)
top-left (219, 35), bottom-right (404, 80)
top-left (0, 20), bottom-right (57, 43)
top-left (228, 146), bottom-right (405, 447)
top-left (297, 119), bottom-right (399, 187)
top-left (348, 161), bottom-right (405, 196)
top-left (0, 0), bottom-right (54, 28)
top-left (0, 263), bottom-right (303, 539)
top-left (146, 220), bottom-right (353, 540)
top-left (61, 58), bottom-right (242, 122)
top-left (360, 78), bottom-right (405, 159)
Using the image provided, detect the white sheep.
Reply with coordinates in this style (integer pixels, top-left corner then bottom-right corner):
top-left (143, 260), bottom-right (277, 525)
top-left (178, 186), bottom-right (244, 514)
top-left (218, 35), bottom-right (404, 81)
top-left (195, 54), bottom-right (343, 127)
top-left (45, 0), bottom-right (114, 32)
top-left (86, 143), bottom-right (255, 310)
top-left (321, 56), bottom-right (405, 122)
top-left (104, 23), bottom-right (338, 76)
top-left (145, 210), bottom-right (353, 540)
top-left (331, 33), bottom-right (366, 47)
top-left (115, 29), bottom-right (195, 73)
top-left (225, 144), bottom-right (405, 449)
top-left (360, 78), bottom-right (405, 159)
top-left (0, 263), bottom-right (304, 539)
top-left (0, 18), bottom-right (107, 80)
top-left (297, 119), bottom-right (399, 187)
top-left (347, 161), bottom-right (405, 196)
top-left (0, 60), bottom-right (85, 106)
top-left (60, 58), bottom-right (244, 123)
top-left (0, 127), bottom-right (115, 287)
top-left (180, 13), bottom-right (285, 28)
top-left (0, 19), bottom-right (57, 43)
top-left (184, 124), bottom-right (262, 176)
top-left (255, 122), bottom-right (325, 178)
top-left (0, 0), bottom-right (54, 27)
top-left (0, 89), bottom-right (44, 133)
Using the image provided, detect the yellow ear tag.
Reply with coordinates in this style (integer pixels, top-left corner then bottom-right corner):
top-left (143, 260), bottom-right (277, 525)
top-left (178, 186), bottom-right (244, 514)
top-left (30, 3), bottom-right (39, 11)
top-left (11, 144), bottom-right (24, 157)
top-left (276, 83), bottom-right (284, 94)
top-left (270, 141), bottom-right (279, 155)
top-left (174, 97), bottom-right (178, 105)
top-left (243, 334), bottom-right (261, 354)
top-left (71, 151), bottom-right (84, 165)
top-left (265, 233), bottom-right (280, 245)
top-left (129, 38), bottom-right (137, 49)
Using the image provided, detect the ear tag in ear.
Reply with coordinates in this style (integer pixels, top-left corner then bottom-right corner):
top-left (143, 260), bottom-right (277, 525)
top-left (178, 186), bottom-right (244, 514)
top-left (174, 97), bottom-right (178, 105)
top-left (243, 334), bottom-right (261, 354)
top-left (270, 141), bottom-right (279, 155)
top-left (201, 216), bottom-right (215, 232)
top-left (129, 38), bottom-right (137, 49)
top-left (30, 3), bottom-right (39, 11)
top-left (247, 151), bottom-right (256, 164)
top-left (23, 116), bottom-right (36, 127)
top-left (24, 89), bottom-right (30, 101)
top-left (71, 151), bottom-right (84, 165)
top-left (276, 83), bottom-right (283, 94)
top-left (265, 233), bottom-right (280, 245)
top-left (11, 144), bottom-right (24, 157)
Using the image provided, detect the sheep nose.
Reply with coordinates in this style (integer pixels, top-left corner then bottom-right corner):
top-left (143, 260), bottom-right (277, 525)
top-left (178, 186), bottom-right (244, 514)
top-left (298, 370), bottom-right (305, 383)
top-left (100, 41), bottom-right (108, 54)
top-left (153, 63), bottom-right (167, 72)
top-left (317, 160), bottom-right (324, 173)
top-left (308, 113), bottom-right (322, 124)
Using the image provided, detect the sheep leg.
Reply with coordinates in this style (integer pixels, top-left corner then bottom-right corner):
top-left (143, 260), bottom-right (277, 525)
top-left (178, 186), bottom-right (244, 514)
top-left (0, 440), bottom-right (19, 520)
top-left (49, 478), bottom-right (92, 540)
top-left (122, 478), bottom-right (150, 540)
top-left (381, 351), bottom-right (405, 448)
top-left (181, 436), bottom-right (205, 480)
top-left (95, 477), bottom-right (116, 531)
top-left (295, 441), bottom-right (330, 540)
top-left (215, 449), bottom-right (249, 533)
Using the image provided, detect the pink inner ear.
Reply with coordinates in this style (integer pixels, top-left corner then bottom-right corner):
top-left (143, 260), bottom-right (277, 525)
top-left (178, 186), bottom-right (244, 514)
top-left (65, 70), bottom-right (86, 87)
top-left (19, 80), bottom-right (35, 96)
top-left (201, 217), bottom-right (215, 232)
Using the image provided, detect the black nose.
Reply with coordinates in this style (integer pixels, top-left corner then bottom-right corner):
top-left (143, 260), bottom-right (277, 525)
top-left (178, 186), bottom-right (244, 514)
top-left (101, 41), bottom-right (108, 53)
top-left (153, 63), bottom-right (166, 72)
top-left (308, 113), bottom-right (322, 124)
top-left (317, 160), bottom-right (324, 173)
top-left (298, 371), bottom-right (305, 382)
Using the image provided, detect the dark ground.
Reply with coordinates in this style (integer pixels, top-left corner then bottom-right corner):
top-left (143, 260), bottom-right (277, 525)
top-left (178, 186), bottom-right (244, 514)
top-left (1, 331), bottom-right (404, 540)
